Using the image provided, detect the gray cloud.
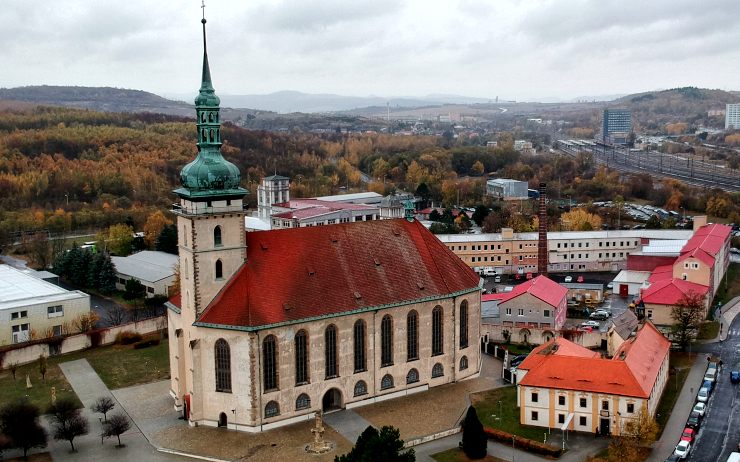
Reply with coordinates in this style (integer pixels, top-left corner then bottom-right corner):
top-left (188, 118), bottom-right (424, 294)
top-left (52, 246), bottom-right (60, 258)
top-left (0, 0), bottom-right (738, 101)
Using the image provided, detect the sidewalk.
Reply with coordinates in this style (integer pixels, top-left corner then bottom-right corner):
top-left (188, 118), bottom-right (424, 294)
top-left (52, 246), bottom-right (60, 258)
top-left (647, 355), bottom-right (706, 462)
top-left (718, 296), bottom-right (740, 341)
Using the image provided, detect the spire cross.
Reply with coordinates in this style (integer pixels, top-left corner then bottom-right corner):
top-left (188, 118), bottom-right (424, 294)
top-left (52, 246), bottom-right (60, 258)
top-left (201, 0), bottom-right (206, 20)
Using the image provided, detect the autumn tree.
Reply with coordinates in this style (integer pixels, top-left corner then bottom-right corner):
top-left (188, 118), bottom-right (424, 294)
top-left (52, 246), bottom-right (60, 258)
top-left (559, 208), bottom-right (602, 231)
top-left (143, 211), bottom-right (172, 248)
top-left (671, 290), bottom-right (706, 351)
top-left (607, 407), bottom-right (658, 461)
top-left (106, 224), bottom-right (134, 256)
top-left (470, 160), bottom-right (485, 176)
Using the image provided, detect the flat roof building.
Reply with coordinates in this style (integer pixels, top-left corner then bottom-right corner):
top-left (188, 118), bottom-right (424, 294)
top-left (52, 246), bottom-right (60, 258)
top-left (111, 251), bottom-right (179, 298)
top-left (603, 108), bottom-right (632, 145)
top-left (727, 103), bottom-right (740, 130)
top-left (486, 178), bottom-right (529, 200)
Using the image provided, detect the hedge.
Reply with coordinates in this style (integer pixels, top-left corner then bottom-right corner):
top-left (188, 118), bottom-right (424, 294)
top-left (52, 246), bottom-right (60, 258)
top-left (483, 426), bottom-right (563, 458)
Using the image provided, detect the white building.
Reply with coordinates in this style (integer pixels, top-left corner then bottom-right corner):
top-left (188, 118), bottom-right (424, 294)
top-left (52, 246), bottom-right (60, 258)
top-left (0, 265), bottom-right (90, 345)
top-left (111, 251), bottom-right (179, 297)
top-left (611, 270), bottom-right (651, 296)
top-left (726, 103), bottom-right (740, 130)
top-left (486, 179), bottom-right (529, 200)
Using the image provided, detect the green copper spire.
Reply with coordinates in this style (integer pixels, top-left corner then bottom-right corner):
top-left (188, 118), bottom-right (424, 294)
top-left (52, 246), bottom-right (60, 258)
top-left (175, 12), bottom-right (246, 201)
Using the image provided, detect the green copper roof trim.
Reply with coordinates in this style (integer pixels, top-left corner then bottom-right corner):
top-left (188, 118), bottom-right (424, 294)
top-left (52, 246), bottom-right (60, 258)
top-left (191, 282), bottom-right (483, 332)
top-left (165, 301), bottom-right (181, 314)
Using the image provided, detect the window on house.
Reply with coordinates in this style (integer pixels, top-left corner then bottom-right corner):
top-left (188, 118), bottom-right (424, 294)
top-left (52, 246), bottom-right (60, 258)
top-left (214, 338), bottom-right (231, 392)
top-left (432, 363), bottom-right (444, 378)
top-left (647, 310), bottom-right (653, 320)
top-left (354, 380), bottom-right (368, 396)
top-left (518, 309), bottom-right (524, 316)
top-left (580, 398), bottom-right (587, 408)
top-left (325, 325), bottom-right (338, 378)
top-left (459, 300), bottom-right (469, 349)
top-left (354, 320), bottom-right (366, 372)
top-left (406, 368), bottom-right (419, 384)
top-left (506, 308), bottom-right (512, 315)
top-left (215, 259), bottom-right (223, 279)
top-left (296, 394), bottom-right (311, 410)
top-left (531, 392), bottom-right (538, 403)
top-left (558, 414), bottom-right (565, 424)
top-left (295, 330), bottom-right (309, 385)
top-left (460, 356), bottom-right (469, 370)
top-left (263, 335), bottom-right (278, 391)
top-left (147, 286), bottom-right (154, 294)
top-left (544, 310), bottom-right (550, 317)
top-left (602, 400), bottom-right (609, 411)
top-left (11, 324), bottom-right (30, 343)
top-left (627, 403), bottom-right (634, 413)
top-left (579, 416), bottom-right (587, 426)
top-left (381, 315), bottom-right (393, 367)
top-left (558, 396), bottom-right (565, 406)
top-left (265, 401), bottom-right (279, 418)
top-left (47, 305), bottom-right (64, 318)
top-left (52, 325), bottom-right (63, 337)
top-left (214, 226), bottom-right (222, 247)
top-left (531, 411), bottom-right (539, 421)
top-left (381, 374), bottom-right (394, 390)
top-left (432, 306), bottom-right (443, 356)
top-left (407, 311), bottom-right (419, 361)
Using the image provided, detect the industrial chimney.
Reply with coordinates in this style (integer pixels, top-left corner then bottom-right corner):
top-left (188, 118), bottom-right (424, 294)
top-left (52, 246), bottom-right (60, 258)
top-left (537, 183), bottom-right (548, 275)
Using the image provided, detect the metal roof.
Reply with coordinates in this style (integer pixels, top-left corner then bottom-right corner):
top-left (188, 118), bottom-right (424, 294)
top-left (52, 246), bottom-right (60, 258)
top-left (612, 270), bottom-right (652, 284)
top-left (111, 251), bottom-right (178, 284)
top-left (0, 265), bottom-right (88, 310)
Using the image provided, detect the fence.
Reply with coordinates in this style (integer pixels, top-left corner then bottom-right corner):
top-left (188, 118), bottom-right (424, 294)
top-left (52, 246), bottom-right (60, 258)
top-left (0, 315), bottom-right (167, 369)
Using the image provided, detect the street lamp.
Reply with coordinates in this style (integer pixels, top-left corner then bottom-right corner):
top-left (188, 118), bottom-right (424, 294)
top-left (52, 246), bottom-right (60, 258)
top-left (64, 193), bottom-right (69, 206)
top-left (512, 436), bottom-right (516, 462)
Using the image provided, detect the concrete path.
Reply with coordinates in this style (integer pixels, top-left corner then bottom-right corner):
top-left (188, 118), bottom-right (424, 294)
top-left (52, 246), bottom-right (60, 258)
top-left (647, 355), bottom-right (707, 462)
top-left (323, 408), bottom-right (374, 444)
top-left (718, 296), bottom-right (740, 342)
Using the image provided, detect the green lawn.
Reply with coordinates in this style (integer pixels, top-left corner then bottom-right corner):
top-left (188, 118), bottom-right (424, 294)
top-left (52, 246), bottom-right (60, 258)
top-left (503, 344), bottom-right (534, 355)
top-left (655, 352), bottom-right (694, 435)
top-left (714, 263), bottom-right (739, 307)
top-left (432, 447), bottom-right (506, 462)
top-left (0, 336), bottom-right (170, 412)
top-left (471, 386), bottom-right (548, 442)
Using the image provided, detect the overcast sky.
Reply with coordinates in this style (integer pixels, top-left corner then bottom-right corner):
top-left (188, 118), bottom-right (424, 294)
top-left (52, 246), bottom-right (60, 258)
top-left (2, 0), bottom-right (739, 102)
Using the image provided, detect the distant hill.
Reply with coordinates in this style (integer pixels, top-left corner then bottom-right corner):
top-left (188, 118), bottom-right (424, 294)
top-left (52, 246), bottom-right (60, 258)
top-left (0, 85), bottom-right (267, 122)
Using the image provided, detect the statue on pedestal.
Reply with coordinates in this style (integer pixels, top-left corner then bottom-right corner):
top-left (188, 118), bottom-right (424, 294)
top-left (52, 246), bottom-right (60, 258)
top-left (305, 410), bottom-right (333, 454)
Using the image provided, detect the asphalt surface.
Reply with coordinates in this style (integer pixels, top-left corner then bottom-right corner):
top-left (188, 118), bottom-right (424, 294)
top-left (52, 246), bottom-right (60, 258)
top-left (689, 315), bottom-right (740, 462)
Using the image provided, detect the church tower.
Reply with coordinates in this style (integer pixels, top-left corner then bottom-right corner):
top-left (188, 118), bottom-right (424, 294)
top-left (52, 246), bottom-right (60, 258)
top-left (173, 15), bottom-right (247, 323)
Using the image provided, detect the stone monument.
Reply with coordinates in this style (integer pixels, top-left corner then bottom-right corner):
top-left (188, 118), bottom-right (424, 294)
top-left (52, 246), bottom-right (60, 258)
top-left (305, 410), bottom-right (333, 454)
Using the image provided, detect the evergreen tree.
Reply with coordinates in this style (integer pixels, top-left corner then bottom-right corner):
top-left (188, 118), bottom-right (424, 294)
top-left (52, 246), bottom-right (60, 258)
top-left (462, 406), bottom-right (487, 459)
top-left (123, 278), bottom-right (146, 300)
top-left (88, 252), bottom-right (104, 288)
top-left (472, 205), bottom-right (490, 227)
top-left (335, 425), bottom-right (414, 462)
top-left (98, 254), bottom-right (118, 295)
top-left (70, 249), bottom-right (92, 287)
top-left (155, 224), bottom-right (179, 254)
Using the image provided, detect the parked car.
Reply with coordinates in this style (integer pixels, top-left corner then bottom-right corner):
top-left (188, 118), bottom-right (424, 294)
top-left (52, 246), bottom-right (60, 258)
top-left (686, 411), bottom-right (702, 429)
top-left (564, 276), bottom-right (573, 283)
top-left (590, 309), bottom-right (611, 320)
top-left (704, 368), bottom-right (717, 383)
top-left (674, 440), bottom-right (691, 459)
top-left (702, 379), bottom-right (714, 393)
top-left (663, 455), bottom-right (681, 462)
top-left (731, 371), bottom-right (740, 384)
top-left (692, 402), bottom-right (706, 416)
top-left (680, 427), bottom-right (695, 444)
top-left (697, 386), bottom-right (710, 402)
top-left (606, 281), bottom-right (614, 290)
top-left (581, 320), bottom-right (601, 328)
top-left (577, 275), bottom-right (584, 283)
top-left (494, 275), bottom-right (502, 283)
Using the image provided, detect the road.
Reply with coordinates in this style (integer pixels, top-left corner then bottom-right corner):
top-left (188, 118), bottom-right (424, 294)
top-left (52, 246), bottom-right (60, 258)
top-left (690, 315), bottom-right (740, 461)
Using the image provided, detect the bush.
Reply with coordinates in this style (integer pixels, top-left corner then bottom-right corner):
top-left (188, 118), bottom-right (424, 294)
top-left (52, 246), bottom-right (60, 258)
top-left (145, 295), bottom-right (169, 307)
top-left (115, 331), bottom-right (142, 345)
top-left (133, 338), bottom-right (160, 349)
top-left (483, 427), bottom-right (562, 458)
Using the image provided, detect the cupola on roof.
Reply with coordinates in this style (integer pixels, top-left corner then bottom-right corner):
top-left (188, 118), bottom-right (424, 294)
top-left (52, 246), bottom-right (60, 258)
top-left (175, 14), bottom-right (246, 201)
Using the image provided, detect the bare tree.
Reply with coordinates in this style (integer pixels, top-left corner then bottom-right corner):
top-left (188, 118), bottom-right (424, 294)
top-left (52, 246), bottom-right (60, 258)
top-left (91, 397), bottom-right (116, 422)
top-left (102, 413), bottom-right (130, 447)
top-left (671, 290), bottom-right (706, 351)
top-left (104, 305), bottom-right (127, 327)
top-left (48, 398), bottom-right (89, 452)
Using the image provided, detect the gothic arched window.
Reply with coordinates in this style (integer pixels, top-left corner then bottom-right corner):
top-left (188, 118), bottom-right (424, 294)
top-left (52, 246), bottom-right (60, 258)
top-left (263, 335), bottom-right (278, 391)
top-left (295, 330), bottom-right (309, 385)
top-left (325, 325), bottom-right (338, 379)
top-left (214, 226), bottom-right (222, 247)
top-left (265, 400), bottom-right (280, 418)
top-left (214, 338), bottom-right (231, 392)
top-left (460, 356), bottom-right (469, 371)
top-left (354, 380), bottom-right (368, 397)
top-left (381, 374), bottom-right (394, 390)
top-left (459, 300), bottom-right (469, 349)
top-left (215, 259), bottom-right (223, 279)
top-left (432, 306), bottom-right (444, 356)
top-left (407, 310), bottom-right (418, 361)
top-left (381, 315), bottom-right (393, 367)
top-left (354, 320), bottom-right (366, 373)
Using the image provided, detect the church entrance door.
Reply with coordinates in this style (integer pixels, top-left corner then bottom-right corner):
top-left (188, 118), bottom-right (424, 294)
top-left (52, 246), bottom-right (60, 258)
top-left (322, 388), bottom-right (342, 413)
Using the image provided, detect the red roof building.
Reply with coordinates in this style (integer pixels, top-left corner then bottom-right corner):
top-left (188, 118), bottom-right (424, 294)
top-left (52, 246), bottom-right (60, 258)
top-left (496, 276), bottom-right (568, 330)
top-left (517, 322), bottom-right (670, 435)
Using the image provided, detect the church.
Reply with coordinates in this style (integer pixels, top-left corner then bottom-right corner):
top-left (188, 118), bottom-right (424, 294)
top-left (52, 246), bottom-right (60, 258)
top-left (166, 15), bottom-right (482, 432)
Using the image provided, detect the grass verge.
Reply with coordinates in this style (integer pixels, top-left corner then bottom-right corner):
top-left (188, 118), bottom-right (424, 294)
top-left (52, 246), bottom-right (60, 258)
top-left (697, 321), bottom-right (720, 341)
top-left (0, 335), bottom-right (169, 412)
top-left (654, 352), bottom-right (694, 436)
top-left (431, 448), bottom-right (506, 462)
top-left (714, 263), bottom-right (739, 307)
top-left (471, 386), bottom-right (548, 442)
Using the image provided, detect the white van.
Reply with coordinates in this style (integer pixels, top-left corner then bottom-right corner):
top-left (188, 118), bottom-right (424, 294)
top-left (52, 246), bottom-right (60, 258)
top-left (704, 368), bottom-right (717, 383)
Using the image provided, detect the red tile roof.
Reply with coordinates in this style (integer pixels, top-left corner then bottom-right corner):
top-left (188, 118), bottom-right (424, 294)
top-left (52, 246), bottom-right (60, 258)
top-left (680, 224), bottom-right (731, 257)
top-left (498, 276), bottom-right (567, 308)
top-left (647, 265), bottom-right (674, 283)
top-left (519, 323), bottom-right (670, 398)
top-left (482, 293), bottom-right (507, 302)
top-left (517, 338), bottom-right (599, 371)
top-left (641, 278), bottom-right (709, 306)
top-left (196, 219), bottom-right (480, 329)
top-left (675, 248), bottom-right (715, 267)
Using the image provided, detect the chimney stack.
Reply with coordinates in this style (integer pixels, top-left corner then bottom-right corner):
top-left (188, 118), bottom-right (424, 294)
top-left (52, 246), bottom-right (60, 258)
top-left (537, 183), bottom-right (548, 275)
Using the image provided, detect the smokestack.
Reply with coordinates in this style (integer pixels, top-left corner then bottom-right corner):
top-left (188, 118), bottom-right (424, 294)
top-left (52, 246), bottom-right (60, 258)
top-left (537, 183), bottom-right (548, 275)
